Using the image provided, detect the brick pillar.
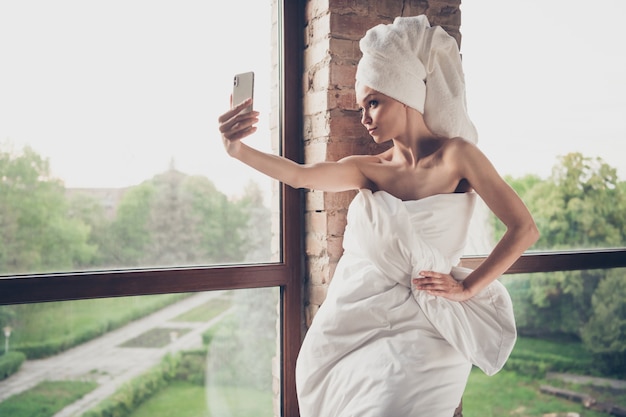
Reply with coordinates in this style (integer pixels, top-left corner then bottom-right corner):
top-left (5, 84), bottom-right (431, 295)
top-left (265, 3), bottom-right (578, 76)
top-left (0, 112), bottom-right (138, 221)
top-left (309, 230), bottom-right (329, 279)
top-left (302, 1), bottom-right (464, 415)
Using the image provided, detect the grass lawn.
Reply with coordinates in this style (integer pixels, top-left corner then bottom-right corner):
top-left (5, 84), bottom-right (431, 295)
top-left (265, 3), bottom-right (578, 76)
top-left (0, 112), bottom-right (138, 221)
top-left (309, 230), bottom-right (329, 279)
top-left (173, 293), bottom-right (233, 323)
top-left (128, 381), bottom-right (272, 417)
top-left (205, 384), bottom-right (273, 417)
top-left (127, 372), bottom-right (618, 417)
top-left (463, 369), bottom-right (610, 417)
top-left (128, 382), bottom-right (208, 417)
top-left (120, 327), bottom-right (191, 348)
top-left (512, 336), bottom-right (595, 369)
top-left (0, 380), bottom-right (97, 417)
top-left (9, 293), bottom-right (188, 348)
top-left (513, 336), bottom-right (592, 359)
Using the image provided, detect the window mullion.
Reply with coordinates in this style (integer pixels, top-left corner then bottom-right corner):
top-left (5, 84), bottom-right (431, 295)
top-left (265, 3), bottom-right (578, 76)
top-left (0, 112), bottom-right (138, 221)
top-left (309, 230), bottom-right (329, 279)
top-left (0, 264), bottom-right (290, 305)
top-left (460, 248), bottom-right (626, 274)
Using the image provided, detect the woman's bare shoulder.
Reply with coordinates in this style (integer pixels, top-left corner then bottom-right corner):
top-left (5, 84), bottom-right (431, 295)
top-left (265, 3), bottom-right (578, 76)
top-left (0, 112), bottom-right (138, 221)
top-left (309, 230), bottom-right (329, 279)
top-left (339, 152), bottom-right (388, 165)
top-left (444, 137), bottom-right (478, 151)
top-left (441, 137), bottom-right (484, 164)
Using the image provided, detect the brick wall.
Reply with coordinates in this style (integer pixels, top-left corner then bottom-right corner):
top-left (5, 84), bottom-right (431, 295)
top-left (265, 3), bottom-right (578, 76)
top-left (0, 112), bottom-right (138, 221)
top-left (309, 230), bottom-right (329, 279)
top-left (302, 0), bottom-right (464, 328)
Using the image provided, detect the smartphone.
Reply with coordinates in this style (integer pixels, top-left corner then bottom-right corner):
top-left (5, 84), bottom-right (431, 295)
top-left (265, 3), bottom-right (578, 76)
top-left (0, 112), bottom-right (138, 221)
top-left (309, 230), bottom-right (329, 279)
top-left (232, 71), bottom-right (254, 113)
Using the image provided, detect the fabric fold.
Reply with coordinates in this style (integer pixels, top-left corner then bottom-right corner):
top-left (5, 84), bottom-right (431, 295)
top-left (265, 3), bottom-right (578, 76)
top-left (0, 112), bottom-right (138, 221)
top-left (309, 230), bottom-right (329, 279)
top-left (343, 189), bottom-right (516, 374)
top-left (296, 189), bottom-right (517, 417)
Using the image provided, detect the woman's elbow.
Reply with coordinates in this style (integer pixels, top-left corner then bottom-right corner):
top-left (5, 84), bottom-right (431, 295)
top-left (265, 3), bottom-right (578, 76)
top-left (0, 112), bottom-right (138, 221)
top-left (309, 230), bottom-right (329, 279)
top-left (523, 219), bottom-right (540, 248)
top-left (508, 218), bottom-right (540, 251)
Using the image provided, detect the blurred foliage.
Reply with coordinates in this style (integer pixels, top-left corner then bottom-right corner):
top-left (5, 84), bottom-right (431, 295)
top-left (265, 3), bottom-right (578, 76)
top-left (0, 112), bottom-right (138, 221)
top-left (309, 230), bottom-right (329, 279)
top-left (496, 152), bottom-right (626, 377)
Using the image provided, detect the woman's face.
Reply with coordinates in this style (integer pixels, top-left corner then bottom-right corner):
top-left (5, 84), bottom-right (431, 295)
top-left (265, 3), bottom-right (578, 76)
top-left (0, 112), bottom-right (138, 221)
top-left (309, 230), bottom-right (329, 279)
top-left (355, 83), bottom-right (407, 143)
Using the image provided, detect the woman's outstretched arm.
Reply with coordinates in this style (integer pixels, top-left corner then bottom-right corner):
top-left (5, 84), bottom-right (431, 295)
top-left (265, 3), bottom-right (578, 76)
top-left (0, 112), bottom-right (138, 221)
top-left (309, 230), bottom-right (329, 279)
top-left (218, 99), bottom-right (372, 192)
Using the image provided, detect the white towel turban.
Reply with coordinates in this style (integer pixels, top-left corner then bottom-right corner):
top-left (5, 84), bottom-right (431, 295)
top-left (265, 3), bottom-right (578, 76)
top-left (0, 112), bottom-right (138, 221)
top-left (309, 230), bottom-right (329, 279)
top-left (356, 15), bottom-right (478, 144)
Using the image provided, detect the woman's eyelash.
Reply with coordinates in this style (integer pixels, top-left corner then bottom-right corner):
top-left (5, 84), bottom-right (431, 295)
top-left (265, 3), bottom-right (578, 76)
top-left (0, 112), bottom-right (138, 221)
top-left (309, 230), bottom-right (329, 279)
top-left (357, 100), bottom-right (378, 113)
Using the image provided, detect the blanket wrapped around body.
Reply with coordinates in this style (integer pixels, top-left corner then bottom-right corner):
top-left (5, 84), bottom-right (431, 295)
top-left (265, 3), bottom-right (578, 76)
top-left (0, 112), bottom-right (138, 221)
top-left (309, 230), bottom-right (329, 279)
top-left (296, 190), bottom-right (516, 417)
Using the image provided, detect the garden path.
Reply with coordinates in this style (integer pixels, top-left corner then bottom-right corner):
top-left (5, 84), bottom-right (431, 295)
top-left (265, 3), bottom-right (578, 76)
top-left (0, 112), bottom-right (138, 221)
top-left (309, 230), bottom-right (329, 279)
top-left (0, 291), bottom-right (228, 417)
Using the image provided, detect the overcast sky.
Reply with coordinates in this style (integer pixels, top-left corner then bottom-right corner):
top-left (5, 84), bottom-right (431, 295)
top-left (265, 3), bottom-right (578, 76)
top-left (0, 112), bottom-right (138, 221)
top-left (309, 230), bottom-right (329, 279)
top-left (0, 1), bottom-right (274, 196)
top-left (461, 0), bottom-right (626, 179)
top-left (1, 1), bottom-right (624, 198)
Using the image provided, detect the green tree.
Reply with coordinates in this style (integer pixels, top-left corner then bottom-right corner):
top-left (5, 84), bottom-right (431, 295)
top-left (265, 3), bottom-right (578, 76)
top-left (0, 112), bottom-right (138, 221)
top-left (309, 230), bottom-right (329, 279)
top-left (66, 191), bottom-right (113, 268)
top-left (183, 174), bottom-right (252, 264)
top-left (580, 270), bottom-right (626, 377)
top-left (538, 153), bottom-right (624, 248)
top-left (0, 144), bottom-right (96, 274)
top-left (103, 166), bottom-right (259, 268)
top-left (142, 168), bottom-right (202, 266)
top-left (239, 181), bottom-right (272, 263)
top-left (105, 182), bottom-right (156, 267)
top-left (500, 154), bottom-right (625, 250)
top-left (500, 153), bottom-right (626, 368)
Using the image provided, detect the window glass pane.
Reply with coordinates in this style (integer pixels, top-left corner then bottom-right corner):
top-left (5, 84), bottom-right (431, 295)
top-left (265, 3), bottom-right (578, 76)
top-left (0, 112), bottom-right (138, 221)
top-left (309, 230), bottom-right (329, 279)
top-left (464, 268), bottom-right (626, 414)
top-left (0, 1), bottom-right (279, 275)
top-left (461, 0), bottom-right (626, 254)
top-left (0, 287), bottom-right (280, 417)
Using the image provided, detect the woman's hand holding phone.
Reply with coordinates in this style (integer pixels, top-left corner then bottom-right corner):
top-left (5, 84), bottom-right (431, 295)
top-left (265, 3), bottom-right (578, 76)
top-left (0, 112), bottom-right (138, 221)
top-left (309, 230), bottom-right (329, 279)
top-left (218, 98), bottom-right (259, 157)
top-left (219, 71), bottom-right (258, 157)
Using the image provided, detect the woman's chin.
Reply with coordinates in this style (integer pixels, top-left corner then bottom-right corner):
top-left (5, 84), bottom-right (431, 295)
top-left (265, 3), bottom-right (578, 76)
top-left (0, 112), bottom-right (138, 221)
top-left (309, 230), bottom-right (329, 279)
top-left (371, 135), bottom-right (390, 144)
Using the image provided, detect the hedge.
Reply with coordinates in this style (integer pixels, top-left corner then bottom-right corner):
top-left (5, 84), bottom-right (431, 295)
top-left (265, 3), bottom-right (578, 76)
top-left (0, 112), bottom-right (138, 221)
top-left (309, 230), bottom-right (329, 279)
top-left (14, 293), bottom-right (190, 359)
top-left (508, 350), bottom-right (593, 376)
top-left (81, 350), bottom-right (213, 417)
top-left (0, 351), bottom-right (26, 380)
top-left (82, 354), bottom-right (180, 417)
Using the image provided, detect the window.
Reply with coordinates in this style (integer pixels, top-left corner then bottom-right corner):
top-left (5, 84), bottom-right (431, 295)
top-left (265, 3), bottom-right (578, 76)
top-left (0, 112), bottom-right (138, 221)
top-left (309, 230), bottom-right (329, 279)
top-left (459, 2), bottom-right (626, 414)
top-left (0, 1), bottom-right (279, 274)
top-left (461, 0), bottom-right (626, 255)
top-left (0, 288), bottom-right (280, 416)
top-left (0, 1), bottom-right (303, 416)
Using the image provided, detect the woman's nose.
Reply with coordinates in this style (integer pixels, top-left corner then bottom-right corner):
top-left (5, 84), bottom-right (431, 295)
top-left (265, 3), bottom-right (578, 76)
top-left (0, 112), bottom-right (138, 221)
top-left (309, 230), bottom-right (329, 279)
top-left (361, 110), bottom-right (371, 125)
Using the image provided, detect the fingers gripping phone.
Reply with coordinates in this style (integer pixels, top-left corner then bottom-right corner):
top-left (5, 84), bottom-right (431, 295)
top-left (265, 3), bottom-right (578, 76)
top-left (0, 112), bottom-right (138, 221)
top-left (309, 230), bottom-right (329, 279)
top-left (232, 71), bottom-right (254, 113)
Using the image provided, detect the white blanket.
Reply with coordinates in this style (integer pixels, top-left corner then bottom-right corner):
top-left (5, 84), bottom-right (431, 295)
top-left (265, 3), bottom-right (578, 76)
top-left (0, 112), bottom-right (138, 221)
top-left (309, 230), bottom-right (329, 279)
top-left (296, 190), bottom-right (516, 417)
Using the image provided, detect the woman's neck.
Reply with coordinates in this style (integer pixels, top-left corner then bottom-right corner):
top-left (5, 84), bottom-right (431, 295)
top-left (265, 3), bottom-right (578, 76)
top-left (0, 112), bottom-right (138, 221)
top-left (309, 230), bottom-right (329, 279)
top-left (391, 108), bottom-right (446, 166)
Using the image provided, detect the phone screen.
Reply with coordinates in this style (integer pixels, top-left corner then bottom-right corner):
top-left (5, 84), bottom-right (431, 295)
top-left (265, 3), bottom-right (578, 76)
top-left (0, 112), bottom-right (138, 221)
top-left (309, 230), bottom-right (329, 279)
top-left (232, 71), bottom-right (254, 113)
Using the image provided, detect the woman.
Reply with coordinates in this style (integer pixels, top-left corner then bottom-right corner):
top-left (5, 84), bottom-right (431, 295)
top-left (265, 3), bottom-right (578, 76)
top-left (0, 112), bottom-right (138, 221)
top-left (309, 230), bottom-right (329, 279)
top-left (219, 15), bottom-right (538, 417)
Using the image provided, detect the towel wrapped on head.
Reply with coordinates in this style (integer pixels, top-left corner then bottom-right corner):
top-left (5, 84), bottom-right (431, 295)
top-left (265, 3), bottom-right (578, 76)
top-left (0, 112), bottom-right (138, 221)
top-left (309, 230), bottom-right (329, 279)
top-left (356, 15), bottom-right (478, 144)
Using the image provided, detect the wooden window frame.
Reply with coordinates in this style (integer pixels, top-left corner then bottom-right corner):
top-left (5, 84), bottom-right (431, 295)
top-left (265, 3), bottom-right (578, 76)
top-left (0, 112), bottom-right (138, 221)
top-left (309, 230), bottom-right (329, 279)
top-left (460, 248), bottom-right (626, 274)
